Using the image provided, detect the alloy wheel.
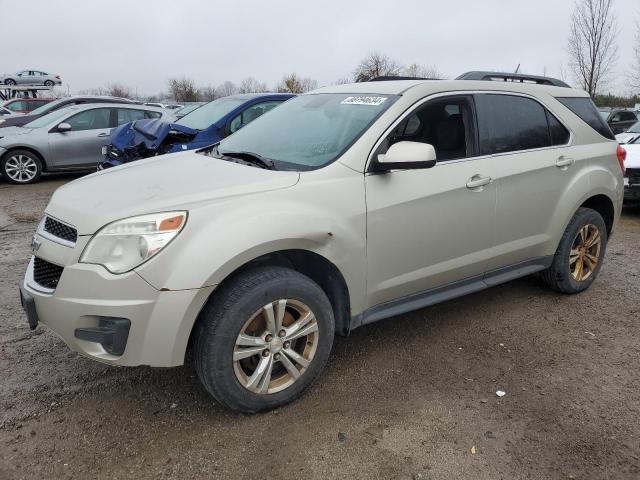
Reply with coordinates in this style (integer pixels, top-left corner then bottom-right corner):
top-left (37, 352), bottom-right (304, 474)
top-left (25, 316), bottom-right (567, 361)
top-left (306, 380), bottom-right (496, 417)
top-left (4, 154), bottom-right (38, 183)
top-left (569, 224), bottom-right (602, 281)
top-left (233, 299), bottom-right (319, 394)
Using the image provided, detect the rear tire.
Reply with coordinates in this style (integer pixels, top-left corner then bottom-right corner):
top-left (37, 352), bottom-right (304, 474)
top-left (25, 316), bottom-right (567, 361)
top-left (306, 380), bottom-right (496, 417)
top-left (4, 79), bottom-right (16, 85)
top-left (1, 150), bottom-right (43, 184)
top-left (539, 207), bottom-right (607, 294)
top-left (44, 80), bottom-right (54, 87)
top-left (194, 266), bottom-right (335, 413)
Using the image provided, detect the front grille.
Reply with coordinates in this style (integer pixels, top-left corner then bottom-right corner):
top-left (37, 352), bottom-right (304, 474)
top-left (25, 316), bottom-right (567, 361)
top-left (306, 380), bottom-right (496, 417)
top-left (44, 216), bottom-right (77, 243)
top-left (33, 257), bottom-right (64, 290)
top-left (628, 168), bottom-right (640, 186)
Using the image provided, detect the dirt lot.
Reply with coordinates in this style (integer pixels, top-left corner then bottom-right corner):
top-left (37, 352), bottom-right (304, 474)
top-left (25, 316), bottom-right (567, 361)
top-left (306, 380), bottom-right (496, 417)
top-left (0, 174), bottom-right (639, 480)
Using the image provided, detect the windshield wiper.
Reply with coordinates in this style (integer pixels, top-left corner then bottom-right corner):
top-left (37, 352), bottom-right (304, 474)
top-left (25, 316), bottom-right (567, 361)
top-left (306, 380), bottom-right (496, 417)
top-left (218, 150), bottom-right (277, 170)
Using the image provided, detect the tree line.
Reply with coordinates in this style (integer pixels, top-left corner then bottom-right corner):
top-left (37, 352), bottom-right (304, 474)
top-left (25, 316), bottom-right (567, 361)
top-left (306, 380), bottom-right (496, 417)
top-left (81, 0), bottom-right (640, 106)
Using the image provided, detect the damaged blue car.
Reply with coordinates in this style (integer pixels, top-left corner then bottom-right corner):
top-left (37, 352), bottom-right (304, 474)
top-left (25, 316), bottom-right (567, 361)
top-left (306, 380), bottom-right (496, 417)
top-left (99, 93), bottom-right (295, 169)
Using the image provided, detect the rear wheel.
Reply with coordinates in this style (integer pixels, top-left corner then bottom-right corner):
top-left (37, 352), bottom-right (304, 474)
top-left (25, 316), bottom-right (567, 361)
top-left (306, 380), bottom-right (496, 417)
top-left (4, 79), bottom-right (16, 85)
top-left (539, 207), bottom-right (607, 294)
top-left (1, 150), bottom-right (43, 184)
top-left (44, 80), bottom-right (54, 87)
top-left (194, 266), bottom-right (335, 413)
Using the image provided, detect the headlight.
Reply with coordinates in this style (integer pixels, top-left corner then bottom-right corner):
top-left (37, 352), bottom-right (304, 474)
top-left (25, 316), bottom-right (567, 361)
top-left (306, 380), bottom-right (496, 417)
top-left (80, 211), bottom-right (187, 274)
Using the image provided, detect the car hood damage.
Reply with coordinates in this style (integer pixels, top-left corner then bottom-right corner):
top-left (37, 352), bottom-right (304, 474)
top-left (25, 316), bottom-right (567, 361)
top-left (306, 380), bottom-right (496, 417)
top-left (45, 151), bottom-right (300, 235)
top-left (108, 118), bottom-right (222, 163)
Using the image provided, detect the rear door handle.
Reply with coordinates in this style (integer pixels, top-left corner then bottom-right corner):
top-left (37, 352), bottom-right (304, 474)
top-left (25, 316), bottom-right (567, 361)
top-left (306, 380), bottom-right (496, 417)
top-left (556, 156), bottom-right (575, 168)
top-left (466, 175), bottom-right (492, 190)
top-left (97, 132), bottom-right (110, 138)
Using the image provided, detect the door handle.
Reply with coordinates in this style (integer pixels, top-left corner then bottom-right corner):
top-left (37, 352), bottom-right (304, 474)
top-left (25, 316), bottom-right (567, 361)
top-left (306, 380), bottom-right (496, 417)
top-left (466, 175), bottom-right (492, 190)
top-left (97, 132), bottom-right (110, 138)
top-left (556, 156), bottom-right (575, 168)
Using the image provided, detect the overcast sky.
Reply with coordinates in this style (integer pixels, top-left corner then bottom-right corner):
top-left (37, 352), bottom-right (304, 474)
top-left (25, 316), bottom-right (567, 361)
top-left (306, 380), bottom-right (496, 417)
top-left (3, 0), bottom-right (638, 96)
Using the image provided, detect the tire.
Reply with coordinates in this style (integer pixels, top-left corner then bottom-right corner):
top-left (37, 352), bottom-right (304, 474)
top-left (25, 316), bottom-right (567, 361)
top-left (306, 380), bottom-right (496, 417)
top-left (4, 79), bottom-right (16, 85)
top-left (1, 150), bottom-right (43, 184)
top-left (539, 207), bottom-right (608, 294)
top-left (44, 80), bottom-right (54, 87)
top-left (194, 266), bottom-right (335, 413)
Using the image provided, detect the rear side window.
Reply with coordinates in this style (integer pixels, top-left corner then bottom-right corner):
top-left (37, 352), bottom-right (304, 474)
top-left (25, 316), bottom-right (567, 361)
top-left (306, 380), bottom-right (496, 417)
top-left (556, 97), bottom-right (615, 140)
top-left (145, 111), bottom-right (162, 119)
top-left (547, 111), bottom-right (571, 145)
top-left (116, 108), bottom-right (147, 125)
top-left (475, 94), bottom-right (552, 155)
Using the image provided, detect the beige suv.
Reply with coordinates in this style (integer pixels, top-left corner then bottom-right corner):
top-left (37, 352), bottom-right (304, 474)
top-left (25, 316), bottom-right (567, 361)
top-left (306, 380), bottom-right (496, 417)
top-left (20, 72), bottom-right (625, 413)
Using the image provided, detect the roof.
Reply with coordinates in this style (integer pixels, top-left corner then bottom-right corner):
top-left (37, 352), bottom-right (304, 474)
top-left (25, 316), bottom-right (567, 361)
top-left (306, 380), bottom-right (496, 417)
top-left (312, 79), bottom-right (589, 98)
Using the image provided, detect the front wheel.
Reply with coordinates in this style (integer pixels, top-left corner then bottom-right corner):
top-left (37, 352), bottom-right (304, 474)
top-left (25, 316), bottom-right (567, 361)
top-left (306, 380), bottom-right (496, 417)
top-left (44, 80), bottom-right (54, 86)
top-left (194, 266), bottom-right (335, 413)
top-left (539, 207), bottom-right (607, 294)
top-left (4, 79), bottom-right (16, 85)
top-left (1, 150), bottom-right (43, 184)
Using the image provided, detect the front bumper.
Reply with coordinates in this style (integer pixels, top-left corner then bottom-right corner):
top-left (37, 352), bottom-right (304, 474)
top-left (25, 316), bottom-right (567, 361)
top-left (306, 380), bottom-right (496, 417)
top-left (21, 230), bottom-right (214, 367)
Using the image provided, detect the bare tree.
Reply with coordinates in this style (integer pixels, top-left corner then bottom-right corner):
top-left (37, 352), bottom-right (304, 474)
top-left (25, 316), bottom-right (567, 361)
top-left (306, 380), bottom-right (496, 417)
top-left (630, 20), bottom-right (640, 91)
top-left (276, 73), bottom-right (317, 93)
top-left (168, 77), bottom-right (200, 102)
top-left (199, 85), bottom-right (218, 101)
top-left (106, 83), bottom-right (131, 98)
top-left (238, 77), bottom-right (268, 94)
top-left (216, 80), bottom-right (238, 97)
top-left (567, 0), bottom-right (618, 96)
top-left (404, 63), bottom-right (445, 79)
top-left (353, 52), bottom-right (401, 82)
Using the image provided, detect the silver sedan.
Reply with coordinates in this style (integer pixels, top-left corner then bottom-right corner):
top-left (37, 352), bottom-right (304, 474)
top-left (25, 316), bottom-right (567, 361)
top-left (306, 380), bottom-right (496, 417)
top-left (1, 70), bottom-right (62, 86)
top-left (0, 103), bottom-right (167, 184)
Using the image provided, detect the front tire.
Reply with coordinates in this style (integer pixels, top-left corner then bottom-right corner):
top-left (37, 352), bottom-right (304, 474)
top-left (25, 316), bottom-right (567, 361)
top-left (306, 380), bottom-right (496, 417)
top-left (4, 79), bottom-right (16, 85)
top-left (539, 207), bottom-right (607, 294)
top-left (44, 80), bottom-right (54, 86)
top-left (194, 266), bottom-right (335, 413)
top-left (1, 150), bottom-right (43, 184)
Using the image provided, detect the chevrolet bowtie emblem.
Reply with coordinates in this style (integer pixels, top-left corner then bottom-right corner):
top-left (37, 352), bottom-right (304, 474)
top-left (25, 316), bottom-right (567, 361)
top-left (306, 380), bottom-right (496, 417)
top-left (31, 235), bottom-right (41, 253)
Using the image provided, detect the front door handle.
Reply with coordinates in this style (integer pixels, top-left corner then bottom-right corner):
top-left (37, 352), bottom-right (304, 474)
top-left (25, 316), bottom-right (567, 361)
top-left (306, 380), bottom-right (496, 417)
top-left (97, 132), bottom-right (110, 138)
top-left (466, 175), bottom-right (492, 190)
top-left (556, 156), bottom-right (575, 168)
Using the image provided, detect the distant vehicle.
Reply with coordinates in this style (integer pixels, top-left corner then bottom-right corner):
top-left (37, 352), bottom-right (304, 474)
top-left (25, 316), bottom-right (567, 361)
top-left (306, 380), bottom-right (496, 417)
top-left (623, 136), bottom-right (640, 204)
top-left (1, 70), bottom-right (62, 86)
top-left (101, 93), bottom-right (294, 169)
top-left (0, 95), bottom-right (141, 128)
top-left (615, 121), bottom-right (640, 145)
top-left (173, 103), bottom-right (204, 119)
top-left (2, 98), bottom-right (54, 114)
top-left (0, 104), bottom-right (167, 184)
top-left (599, 108), bottom-right (638, 134)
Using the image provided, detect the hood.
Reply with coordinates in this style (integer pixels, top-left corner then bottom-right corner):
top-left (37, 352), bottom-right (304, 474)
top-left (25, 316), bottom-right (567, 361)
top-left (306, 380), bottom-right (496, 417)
top-left (0, 114), bottom-right (35, 128)
top-left (0, 126), bottom-right (35, 140)
top-left (625, 144), bottom-right (640, 169)
top-left (45, 151), bottom-right (300, 235)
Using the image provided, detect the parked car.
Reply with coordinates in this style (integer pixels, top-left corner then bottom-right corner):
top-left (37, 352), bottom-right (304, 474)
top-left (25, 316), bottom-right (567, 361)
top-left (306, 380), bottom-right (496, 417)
top-left (623, 136), bottom-right (640, 204)
top-left (172, 103), bottom-right (204, 119)
top-left (1, 70), bottom-right (62, 86)
top-left (144, 102), bottom-right (183, 110)
top-left (100, 93), bottom-right (294, 169)
top-left (20, 72), bottom-right (623, 413)
top-left (599, 108), bottom-right (638, 134)
top-left (2, 98), bottom-right (54, 114)
top-left (0, 95), bottom-right (141, 128)
top-left (615, 120), bottom-right (640, 144)
top-left (0, 104), bottom-right (167, 183)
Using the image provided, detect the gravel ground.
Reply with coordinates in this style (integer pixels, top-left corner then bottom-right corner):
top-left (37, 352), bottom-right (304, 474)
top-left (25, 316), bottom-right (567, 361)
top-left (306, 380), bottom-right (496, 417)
top-left (1, 174), bottom-right (639, 480)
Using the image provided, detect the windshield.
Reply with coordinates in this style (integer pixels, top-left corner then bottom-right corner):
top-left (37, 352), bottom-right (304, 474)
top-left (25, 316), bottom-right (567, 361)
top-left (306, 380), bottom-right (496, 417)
top-left (28, 97), bottom-right (67, 116)
top-left (24, 105), bottom-right (77, 128)
top-left (176, 97), bottom-right (245, 130)
top-left (218, 93), bottom-right (396, 169)
top-left (627, 121), bottom-right (640, 133)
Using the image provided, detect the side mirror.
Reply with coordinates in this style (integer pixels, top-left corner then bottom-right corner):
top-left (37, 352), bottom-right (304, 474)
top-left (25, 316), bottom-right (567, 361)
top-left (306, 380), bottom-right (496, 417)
top-left (374, 141), bottom-right (437, 171)
top-left (57, 122), bottom-right (72, 132)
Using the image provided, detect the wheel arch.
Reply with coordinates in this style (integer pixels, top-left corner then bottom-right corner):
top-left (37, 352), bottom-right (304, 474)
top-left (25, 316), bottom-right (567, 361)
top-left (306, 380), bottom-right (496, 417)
top-left (185, 248), bottom-right (352, 362)
top-left (579, 194), bottom-right (615, 236)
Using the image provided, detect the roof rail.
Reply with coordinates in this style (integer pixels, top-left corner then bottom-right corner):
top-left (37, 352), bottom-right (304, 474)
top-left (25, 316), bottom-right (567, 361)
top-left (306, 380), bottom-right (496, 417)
top-left (369, 76), bottom-right (435, 82)
top-left (456, 71), bottom-right (570, 88)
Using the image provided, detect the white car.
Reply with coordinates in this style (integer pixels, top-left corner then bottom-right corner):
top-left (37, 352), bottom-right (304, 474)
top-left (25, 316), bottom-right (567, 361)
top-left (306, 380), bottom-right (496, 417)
top-left (624, 137), bottom-right (640, 204)
top-left (616, 120), bottom-right (640, 144)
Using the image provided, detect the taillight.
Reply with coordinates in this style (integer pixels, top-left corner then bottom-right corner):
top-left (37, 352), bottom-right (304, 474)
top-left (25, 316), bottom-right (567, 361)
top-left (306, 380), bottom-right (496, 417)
top-left (617, 145), bottom-right (626, 175)
top-left (55, 75), bottom-right (60, 79)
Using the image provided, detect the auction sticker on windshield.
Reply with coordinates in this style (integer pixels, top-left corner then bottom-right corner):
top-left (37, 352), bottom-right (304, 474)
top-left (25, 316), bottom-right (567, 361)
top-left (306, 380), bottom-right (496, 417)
top-left (341, 96), bottom-right (387, 106)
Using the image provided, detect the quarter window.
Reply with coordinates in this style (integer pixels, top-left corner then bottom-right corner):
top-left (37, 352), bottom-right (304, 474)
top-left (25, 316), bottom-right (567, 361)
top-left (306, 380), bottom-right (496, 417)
top-left (475, 94), bottom-right (552, 155)
top-left (556, 97), bottom-right (615, 140)
top-left (116, 108), bottom-right (147, 125)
